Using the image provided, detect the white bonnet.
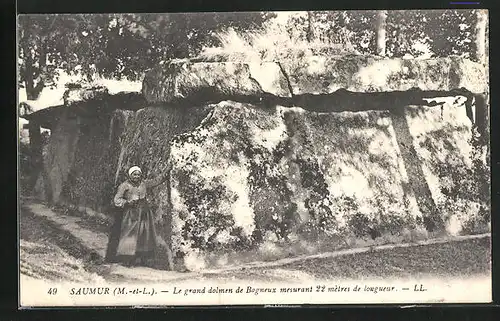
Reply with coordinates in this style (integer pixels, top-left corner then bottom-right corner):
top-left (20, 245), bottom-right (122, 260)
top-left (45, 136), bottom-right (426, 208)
top-left (128, 166), bottom-right (142, 176)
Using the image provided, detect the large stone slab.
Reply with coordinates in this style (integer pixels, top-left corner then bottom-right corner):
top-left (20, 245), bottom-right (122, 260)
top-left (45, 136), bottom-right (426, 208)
top-left (142, 55), bottom-right (487, 106)
top-left (142, 61), bottom-right (292, 104)
top-left (97, 97), bottom-right (486, 270)
top-left (282, 55), bottom-right (487, 95)
top-left (35, 95), bottom-right (490, 271)
top-left (63, 85), bottom-right (109, 106)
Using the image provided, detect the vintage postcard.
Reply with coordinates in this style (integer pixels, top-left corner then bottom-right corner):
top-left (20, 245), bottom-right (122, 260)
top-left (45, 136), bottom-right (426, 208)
top-left (18, 10), bottom-right (491, 307)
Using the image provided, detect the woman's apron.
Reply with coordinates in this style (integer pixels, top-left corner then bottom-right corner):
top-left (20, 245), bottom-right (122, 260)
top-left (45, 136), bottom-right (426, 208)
top-left (116, 199), bottom-right (159, 257)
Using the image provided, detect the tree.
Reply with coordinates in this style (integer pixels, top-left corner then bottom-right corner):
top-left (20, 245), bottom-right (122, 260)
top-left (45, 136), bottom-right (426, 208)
top-left (375, 10), bottom-right (388, 56)
top-left (473, 10), bottom-right (489, 146)
top-left (386, 10), bottom-right (477, 58)
top-left (306, 12), bottom-right (315, 42)
top-left (18, 13), bottom-right (273, 98)
top-left (288, 11), bottom-right (379, 54)
top-left (475, 9), bottom-right (487, 65)
top-left (18, 14), bottom-right (126, 193)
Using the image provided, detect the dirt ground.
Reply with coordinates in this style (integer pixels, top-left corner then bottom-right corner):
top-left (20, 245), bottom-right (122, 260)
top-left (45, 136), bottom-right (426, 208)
top-left (19, 200), bottom-right (491, 284)
top-left (213, 237), bottom-right (491, 281)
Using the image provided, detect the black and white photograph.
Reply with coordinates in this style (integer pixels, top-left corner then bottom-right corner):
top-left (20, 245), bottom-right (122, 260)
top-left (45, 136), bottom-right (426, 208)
top-left (17, 10), bottom-right (491, 306)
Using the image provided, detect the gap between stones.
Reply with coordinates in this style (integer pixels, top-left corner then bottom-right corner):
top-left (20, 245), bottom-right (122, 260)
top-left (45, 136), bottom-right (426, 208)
top-left (149, 87), bottom-right (476, 125)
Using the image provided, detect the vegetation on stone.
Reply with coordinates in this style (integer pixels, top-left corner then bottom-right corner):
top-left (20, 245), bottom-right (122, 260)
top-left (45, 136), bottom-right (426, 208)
top-left (29, 88), bottom-right (489, 270)
top-left (143, 55), bottom-right (486, 106)
top-left (111, 97), bottom-right (487, 270)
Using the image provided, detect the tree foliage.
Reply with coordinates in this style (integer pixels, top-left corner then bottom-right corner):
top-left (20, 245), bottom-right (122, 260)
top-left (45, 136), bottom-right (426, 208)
top-left (18, 10), bottom-right (480, 101)
top-left (18, 13), bottom-right (273, 99)
top-left (285, 10), bottom-right (478, 58)
top-left (386, 10), bottom-right (477, 58)
top-left (286, 11), bottom-right (378, 54)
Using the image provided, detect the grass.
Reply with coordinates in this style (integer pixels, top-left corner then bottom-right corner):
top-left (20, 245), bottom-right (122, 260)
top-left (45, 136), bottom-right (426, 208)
top-left (20, 201), bottom-right (490, 283)
top-left (193, 236), bottom-right (491, 282)
top-left (19, 205), bottom-right (122, 281)
top-left (198, 24), bottom-right (358, 63)
top-left (50, 203), bottom-right (113, 234)
top-left (273, 236), bottom-right (491, 280)
top-left (20, 206), bottom-right (104, 266)
top-left (20, 240), bottom-right (104, 283)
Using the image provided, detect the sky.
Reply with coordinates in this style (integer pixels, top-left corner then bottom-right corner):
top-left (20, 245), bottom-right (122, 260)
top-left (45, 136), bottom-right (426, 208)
top-left (18, 72), bottom-right (142, 112)
top-left (18, 71), bottom-right (142, 141)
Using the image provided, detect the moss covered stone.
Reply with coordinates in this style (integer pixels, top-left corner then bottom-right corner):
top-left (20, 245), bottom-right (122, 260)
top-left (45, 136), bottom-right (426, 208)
top-left (143, 55), bottom-right (487, 106)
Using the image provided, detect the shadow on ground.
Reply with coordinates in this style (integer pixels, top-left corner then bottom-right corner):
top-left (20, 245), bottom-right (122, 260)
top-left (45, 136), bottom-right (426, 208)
top-left (20, 201), bottom-right (491, 283)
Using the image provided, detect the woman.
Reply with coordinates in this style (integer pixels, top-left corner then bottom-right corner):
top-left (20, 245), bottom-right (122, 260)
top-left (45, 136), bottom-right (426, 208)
top-left (107, 164), bottom-right (172, 267)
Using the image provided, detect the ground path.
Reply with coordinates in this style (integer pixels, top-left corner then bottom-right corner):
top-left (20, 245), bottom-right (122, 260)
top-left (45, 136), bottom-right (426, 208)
top-left (20, 199), bottom-right (491, 283)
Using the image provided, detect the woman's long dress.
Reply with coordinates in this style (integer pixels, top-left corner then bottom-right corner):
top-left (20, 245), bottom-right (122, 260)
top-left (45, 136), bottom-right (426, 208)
top-left (117, 198), bottom-right (158, 258)
top-left (111, 178), bottom-right (163, 263)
